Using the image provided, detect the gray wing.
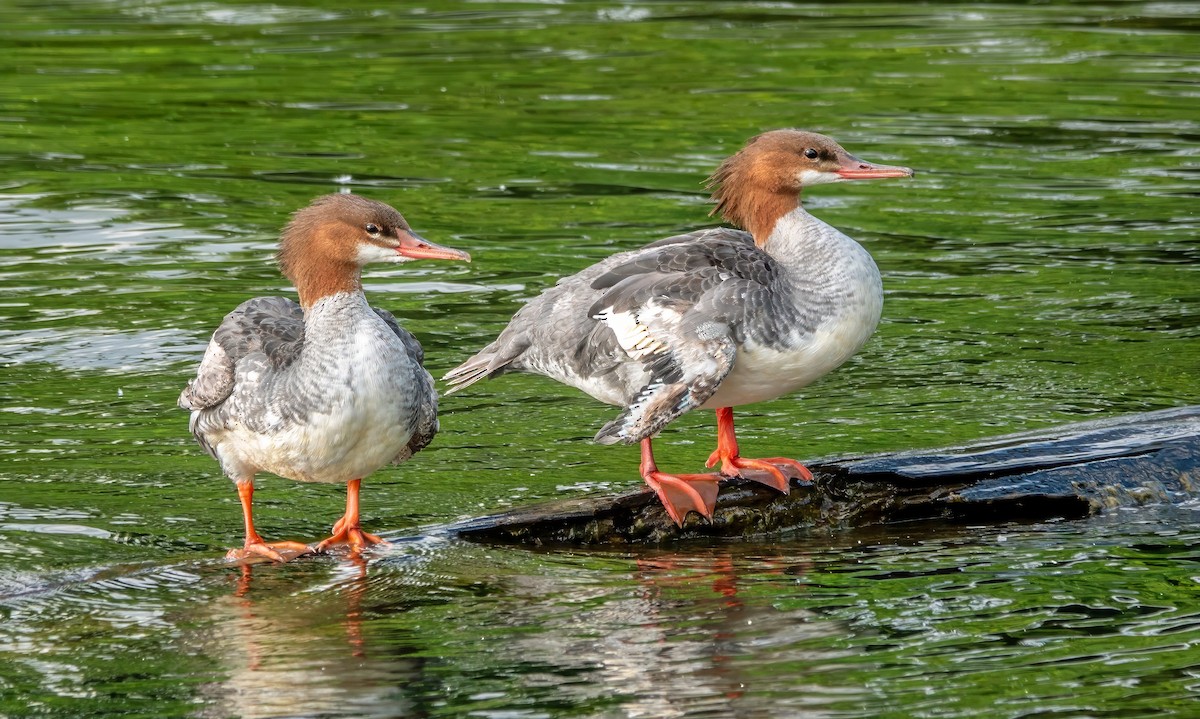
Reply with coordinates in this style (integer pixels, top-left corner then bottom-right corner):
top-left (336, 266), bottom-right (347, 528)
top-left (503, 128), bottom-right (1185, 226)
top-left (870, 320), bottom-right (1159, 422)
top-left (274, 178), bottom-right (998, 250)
top-left (445, 227), bottom-right (781, 445)
top-left (588, 230), bottom-right (787, 346)
top-left (443, 228), bottom-right (753, 394)
top-left (372, 306), bottom-right (438, 461)
top-left (588, 230), bottom-right (777, 444)
top-left (178, 296), bottom-right (305, 456)
top-left (179, 296), bottom-right (304, 412)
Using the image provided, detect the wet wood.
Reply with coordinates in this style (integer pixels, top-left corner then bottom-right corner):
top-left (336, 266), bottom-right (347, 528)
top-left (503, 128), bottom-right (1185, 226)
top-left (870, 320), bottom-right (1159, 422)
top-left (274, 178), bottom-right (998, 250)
top-left (453, 406), bottom-right (1200, 545)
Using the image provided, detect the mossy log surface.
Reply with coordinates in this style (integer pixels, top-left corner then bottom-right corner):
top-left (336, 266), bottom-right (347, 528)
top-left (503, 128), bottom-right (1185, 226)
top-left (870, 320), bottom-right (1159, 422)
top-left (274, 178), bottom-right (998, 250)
top-left (453, 406), bottom-right (1200, 545)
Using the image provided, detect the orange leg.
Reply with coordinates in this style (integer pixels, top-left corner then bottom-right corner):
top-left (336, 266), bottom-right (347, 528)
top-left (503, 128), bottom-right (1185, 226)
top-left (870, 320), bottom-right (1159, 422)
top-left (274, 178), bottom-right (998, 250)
top-left (704, 407), bottom-right (813, 493)
top-left (640, 438), bottom-right (722, 527)
top-left (313, 479), bottom-right (387, 553)
top-left (226, 479), bottom-right (312, 563)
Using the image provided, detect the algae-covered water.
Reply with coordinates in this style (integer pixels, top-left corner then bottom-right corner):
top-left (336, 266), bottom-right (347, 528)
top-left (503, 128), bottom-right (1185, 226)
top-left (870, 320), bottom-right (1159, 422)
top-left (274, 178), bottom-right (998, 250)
top-left (1, 1), bottom-right (1198, 717)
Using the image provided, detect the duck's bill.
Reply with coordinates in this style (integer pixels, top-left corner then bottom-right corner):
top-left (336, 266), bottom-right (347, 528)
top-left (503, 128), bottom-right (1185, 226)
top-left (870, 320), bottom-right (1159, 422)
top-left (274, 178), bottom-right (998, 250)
top-left (836, 156), bottom-right (915, 180)
top-left (397, 231), bottom-right (472, 261)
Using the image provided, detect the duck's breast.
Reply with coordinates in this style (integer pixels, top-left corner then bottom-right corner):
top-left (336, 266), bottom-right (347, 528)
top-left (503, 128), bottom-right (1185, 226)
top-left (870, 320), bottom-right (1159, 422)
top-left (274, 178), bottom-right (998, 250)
top-left (701, 305), bottom-right (881, 408)
top-left (701, 214), bottom-right (884, 409)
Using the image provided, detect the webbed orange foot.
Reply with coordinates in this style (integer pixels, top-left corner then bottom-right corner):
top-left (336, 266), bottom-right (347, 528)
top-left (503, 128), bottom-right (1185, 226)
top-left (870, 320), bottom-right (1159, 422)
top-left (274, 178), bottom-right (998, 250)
top-left (225, 538), bottom-right (313, 563)
top-left (313, 525), bottom-right (387, 554)
top-left (228, 480), bottom-right (313, 563)
top-left (639, 438), bottom-right (722, 527)
top-left (704, 407), bottom-right (813, 494)
top-left (704, 452), bottom-right (812, 493)
top-left (312, 478), bottom-right (388, 554)
top-left (642, 471), bottom-right (721, 527)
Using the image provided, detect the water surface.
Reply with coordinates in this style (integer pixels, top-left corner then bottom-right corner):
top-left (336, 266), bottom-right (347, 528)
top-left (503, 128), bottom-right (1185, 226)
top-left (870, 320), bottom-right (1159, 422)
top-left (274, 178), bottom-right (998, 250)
top-left (1, 1), bottom-right (1198, 717)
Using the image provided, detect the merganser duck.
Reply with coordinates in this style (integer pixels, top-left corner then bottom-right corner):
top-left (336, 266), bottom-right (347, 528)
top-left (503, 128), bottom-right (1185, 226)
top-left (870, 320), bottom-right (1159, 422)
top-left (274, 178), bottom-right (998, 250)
top-left (444, 130), bottom-right (912, 526)
top-left (180, 193), bottom-right (470, 561)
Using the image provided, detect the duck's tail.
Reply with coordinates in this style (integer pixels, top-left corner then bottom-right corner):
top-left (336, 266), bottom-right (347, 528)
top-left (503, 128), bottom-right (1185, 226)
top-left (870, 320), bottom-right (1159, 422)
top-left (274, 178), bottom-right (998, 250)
top-left (442, 334), bottom-right (530, 395)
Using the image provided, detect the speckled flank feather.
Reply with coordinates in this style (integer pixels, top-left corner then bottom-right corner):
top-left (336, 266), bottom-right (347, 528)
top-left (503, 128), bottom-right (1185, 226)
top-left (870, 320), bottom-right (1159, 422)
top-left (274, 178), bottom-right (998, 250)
top-left (179, 296), bottom-right (306, 458)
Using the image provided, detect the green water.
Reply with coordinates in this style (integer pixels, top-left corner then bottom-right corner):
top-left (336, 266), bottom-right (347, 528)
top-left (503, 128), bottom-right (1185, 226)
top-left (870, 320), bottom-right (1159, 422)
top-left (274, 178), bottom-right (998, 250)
top-left (1, 1), bottom-right (1198, 717)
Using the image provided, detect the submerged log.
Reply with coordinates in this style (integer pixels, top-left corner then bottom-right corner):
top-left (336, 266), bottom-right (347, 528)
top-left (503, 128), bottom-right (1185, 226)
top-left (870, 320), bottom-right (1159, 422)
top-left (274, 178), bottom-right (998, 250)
top-left (453, 406), bottom-right (1200, 545)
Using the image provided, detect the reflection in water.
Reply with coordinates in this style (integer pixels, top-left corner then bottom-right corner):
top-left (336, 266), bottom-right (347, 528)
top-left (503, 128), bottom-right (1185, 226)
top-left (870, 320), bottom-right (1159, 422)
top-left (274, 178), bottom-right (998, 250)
top-left (202, 556), bottom-right (416, 719)
top-left (196, 546), bottom-right (859, 719)
top-left (488, 550), bottom-right (858, 718)
top-left (3, 520), bottom-right (1199, 718)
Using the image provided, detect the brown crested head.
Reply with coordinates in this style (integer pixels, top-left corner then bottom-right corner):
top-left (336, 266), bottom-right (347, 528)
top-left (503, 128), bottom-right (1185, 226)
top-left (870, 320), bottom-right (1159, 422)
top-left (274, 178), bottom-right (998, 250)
top-left (276, 193), bottom-right (470, 308)
top-left (706, 129), bottom-right (913, 244)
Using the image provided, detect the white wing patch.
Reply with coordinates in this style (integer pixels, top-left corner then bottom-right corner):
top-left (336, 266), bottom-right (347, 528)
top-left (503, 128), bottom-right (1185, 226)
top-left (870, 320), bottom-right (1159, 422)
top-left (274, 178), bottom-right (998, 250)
top-left (592, 304), bottom-right (678, 360)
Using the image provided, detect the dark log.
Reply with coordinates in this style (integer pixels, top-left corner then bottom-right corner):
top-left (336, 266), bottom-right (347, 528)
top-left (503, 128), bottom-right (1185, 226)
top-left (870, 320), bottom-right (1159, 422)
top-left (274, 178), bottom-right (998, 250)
top-left (452, 406), bottom-right (1200, 545)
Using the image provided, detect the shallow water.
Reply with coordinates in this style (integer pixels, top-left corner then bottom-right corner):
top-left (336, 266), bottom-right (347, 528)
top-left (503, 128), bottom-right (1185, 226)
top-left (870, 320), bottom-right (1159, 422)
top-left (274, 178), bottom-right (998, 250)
top-left (1, 1), bottom-right (1198, 717)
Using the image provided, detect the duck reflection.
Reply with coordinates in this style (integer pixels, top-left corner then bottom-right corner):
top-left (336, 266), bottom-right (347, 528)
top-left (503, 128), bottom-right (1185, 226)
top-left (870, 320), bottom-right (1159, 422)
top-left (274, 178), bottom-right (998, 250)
top-left (203, 555), bottom-right (420, 719)
top-left (495, 548), bottom-right (853, 718)
top-left (199, 543), bottom-right (860, 718)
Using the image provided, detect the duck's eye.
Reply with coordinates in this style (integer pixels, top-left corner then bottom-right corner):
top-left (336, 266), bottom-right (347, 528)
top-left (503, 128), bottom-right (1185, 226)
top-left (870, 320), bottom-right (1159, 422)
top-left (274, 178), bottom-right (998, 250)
top-left (803, 148), bottom-right (819, 160)
top-left (365, 223), bottom-right (381, 235)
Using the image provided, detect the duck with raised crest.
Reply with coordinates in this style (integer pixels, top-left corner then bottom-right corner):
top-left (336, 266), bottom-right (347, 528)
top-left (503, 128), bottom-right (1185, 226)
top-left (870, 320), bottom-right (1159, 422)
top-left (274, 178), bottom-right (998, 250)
top-left (444, 130), bottom-right (913, 526)
top-left (180, 193), bottom-right (470, 561)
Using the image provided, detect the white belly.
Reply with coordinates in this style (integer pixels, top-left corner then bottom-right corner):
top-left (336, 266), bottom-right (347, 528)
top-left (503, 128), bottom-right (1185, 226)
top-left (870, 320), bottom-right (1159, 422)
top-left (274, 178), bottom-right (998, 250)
top-left (701, 311), bottom-right (879, 409)
top-left (225, 398), bottom-right (414, 484)
top-left (215, 324), bottom-right (422, 484)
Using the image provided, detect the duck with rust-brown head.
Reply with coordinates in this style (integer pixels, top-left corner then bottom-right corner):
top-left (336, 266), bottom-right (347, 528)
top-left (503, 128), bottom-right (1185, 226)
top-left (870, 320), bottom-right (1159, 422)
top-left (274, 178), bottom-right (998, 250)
top-left (181, 194), bottom-right (470, 561)
top-left (445, 130), bottom-right (913, 526)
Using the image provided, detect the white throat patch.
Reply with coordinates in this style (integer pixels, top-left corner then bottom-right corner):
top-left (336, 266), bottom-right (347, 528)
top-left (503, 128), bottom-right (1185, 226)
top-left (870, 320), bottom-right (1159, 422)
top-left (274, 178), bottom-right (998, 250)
top-left (796, 169), bottom-right (843, 187)
top-left (356, 242), bottom-right (407, 264)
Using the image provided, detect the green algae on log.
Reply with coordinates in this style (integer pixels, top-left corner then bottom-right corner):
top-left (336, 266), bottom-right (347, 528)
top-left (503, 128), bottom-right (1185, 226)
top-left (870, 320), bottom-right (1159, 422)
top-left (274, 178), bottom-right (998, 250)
top-left (453, 406), bottom-right (1200, 545)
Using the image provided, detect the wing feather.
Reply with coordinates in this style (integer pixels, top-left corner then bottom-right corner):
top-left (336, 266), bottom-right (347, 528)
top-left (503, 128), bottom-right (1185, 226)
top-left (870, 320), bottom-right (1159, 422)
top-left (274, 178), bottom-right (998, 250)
top-left (445, 226), bottom-right (789, 444)
top-left (370, 305), bottom-right (438, 461)
top-left (179, 296), bottom-right (305, 413)
top-left (587, 229), bottom-right (772, 443)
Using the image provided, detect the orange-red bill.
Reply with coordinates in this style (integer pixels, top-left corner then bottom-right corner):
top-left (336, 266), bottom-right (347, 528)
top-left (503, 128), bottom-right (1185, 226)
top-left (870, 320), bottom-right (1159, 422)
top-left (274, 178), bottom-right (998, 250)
top-left (836, 154), bottom-right (914, 180)
top-left (397, 231), bottom-right (471, 261)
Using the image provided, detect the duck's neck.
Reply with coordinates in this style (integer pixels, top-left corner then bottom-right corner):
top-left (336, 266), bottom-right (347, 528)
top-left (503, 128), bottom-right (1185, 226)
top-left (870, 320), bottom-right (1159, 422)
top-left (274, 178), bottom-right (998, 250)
top-left (281, 255), bottom-right (363, 311)
top-left (301, 290), bottom-right (372, 327)
top-left (743, 193), bottom-right (800, 246)
top-left (292, 292), bottom-right (378, 371)
top-left (759, 206), bottom-right (861, 263)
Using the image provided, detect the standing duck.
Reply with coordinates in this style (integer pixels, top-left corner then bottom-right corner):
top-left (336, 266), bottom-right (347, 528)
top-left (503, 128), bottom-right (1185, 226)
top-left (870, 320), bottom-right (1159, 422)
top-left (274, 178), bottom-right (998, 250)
top-left (444, 130), bottom-right (912, 526)
top-left (180, 193), bottom-right (470, 561)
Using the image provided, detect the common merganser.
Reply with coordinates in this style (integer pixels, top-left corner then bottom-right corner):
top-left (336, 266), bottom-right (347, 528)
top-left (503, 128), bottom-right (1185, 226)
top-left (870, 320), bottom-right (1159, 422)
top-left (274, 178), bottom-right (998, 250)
top-left (444, 130), bottom-right (912, 526)
top-left (180, 193), bottom-right (470, 561)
